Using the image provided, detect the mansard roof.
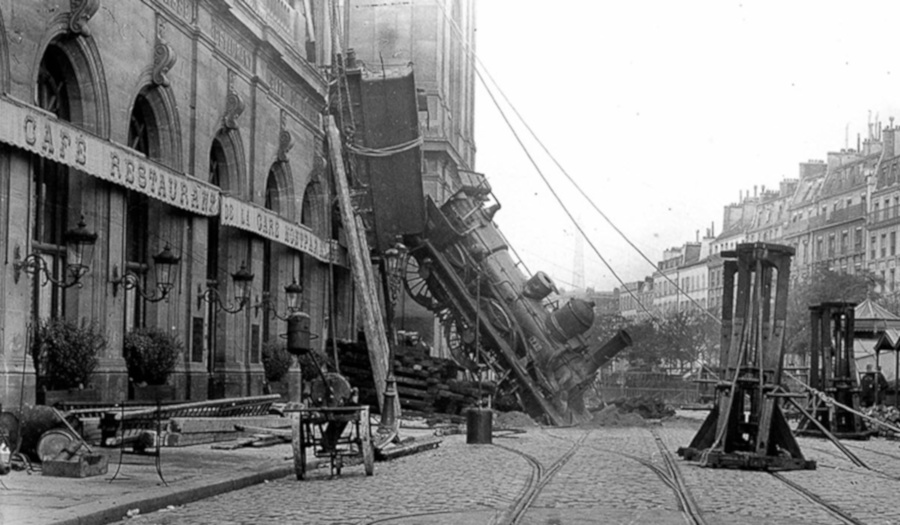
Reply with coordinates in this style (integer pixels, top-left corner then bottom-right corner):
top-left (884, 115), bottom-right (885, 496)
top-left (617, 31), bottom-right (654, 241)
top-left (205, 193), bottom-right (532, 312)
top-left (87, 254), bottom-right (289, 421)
top-left (820, 155), bottom-right (878, 198)
top-left (789, 175), bottom-right (825, 209)
top-left (874, 154), bottom-right (900, 192)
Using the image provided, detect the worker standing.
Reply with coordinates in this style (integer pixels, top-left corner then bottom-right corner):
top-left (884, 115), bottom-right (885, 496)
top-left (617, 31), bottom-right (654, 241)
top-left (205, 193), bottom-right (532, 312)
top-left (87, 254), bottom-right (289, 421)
top-left (860, 364), bottom-right (877, 408)
top-left (876, 366), bottom-right (889, 405)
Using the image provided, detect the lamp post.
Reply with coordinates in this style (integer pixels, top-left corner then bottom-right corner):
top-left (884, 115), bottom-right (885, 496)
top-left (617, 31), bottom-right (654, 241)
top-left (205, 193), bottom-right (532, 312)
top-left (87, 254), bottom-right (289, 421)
top-left (255, 279), bottom-right (303, 320)
top-left (111, 244), bottom-right (181, 302)
top-left (197, 262), bottom-right (254, 314)
top-left (14, 215), bottom-right (98, 289)
top-left (378, 240), bottom-right (408, 438)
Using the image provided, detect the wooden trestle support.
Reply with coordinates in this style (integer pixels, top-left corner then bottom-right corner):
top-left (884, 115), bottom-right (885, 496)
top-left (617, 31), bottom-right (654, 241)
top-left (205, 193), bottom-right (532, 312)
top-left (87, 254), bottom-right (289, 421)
top-left (796, 302), bottom-right (872, 439)
top-left (677, 243), bottom-right (816, 471)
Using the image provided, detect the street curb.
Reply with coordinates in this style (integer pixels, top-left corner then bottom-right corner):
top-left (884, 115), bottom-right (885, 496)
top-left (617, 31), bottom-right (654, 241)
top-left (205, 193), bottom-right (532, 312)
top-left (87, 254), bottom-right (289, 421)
top-left (49, 464), bottom-right (295, 525)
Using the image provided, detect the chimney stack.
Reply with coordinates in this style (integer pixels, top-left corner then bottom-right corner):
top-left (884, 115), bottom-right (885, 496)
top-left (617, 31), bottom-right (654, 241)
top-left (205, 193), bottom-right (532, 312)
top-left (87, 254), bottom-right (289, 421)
top-left (884, 125), bottom-right (897, 159)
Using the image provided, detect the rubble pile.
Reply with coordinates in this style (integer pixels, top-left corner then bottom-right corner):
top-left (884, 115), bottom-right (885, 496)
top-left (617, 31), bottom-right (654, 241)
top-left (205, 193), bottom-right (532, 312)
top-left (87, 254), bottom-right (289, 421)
top-left (494, 411), bottom-right (538, 429)
top-left (608, 396), bottom-right (676, 420)
top-left (864, 405), bottom-right (900, 439)
top-left (585, 405), bottom-right (648, 428)
top-left (337, 341), bottom-right (492, 416)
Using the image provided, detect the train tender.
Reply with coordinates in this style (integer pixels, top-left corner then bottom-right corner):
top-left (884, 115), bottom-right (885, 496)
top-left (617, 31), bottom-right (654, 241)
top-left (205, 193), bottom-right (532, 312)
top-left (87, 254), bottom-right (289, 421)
top-left (402, 172), bottom-right (630, 425)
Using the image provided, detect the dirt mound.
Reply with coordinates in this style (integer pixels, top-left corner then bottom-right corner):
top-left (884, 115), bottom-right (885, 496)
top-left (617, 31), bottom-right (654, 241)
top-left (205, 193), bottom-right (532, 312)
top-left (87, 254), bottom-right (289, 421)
top-left (609, 396), bottom-right (676, 419)
top-left (583, 405), bottom-right (648, 428)
top-left (494, 410), bottom-right (538, 429)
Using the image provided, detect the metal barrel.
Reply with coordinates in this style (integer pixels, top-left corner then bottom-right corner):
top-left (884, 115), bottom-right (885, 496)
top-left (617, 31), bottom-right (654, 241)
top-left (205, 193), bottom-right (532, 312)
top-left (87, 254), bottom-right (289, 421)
top-left (286, 311), bottom-right (312, 356)
top-left (466, 408), bottom-right (493, 444)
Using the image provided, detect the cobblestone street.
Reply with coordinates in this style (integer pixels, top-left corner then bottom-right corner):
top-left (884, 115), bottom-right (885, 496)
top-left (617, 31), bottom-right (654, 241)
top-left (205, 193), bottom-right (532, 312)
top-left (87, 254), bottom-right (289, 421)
top-left (111, 415), bottom-right (900, 525)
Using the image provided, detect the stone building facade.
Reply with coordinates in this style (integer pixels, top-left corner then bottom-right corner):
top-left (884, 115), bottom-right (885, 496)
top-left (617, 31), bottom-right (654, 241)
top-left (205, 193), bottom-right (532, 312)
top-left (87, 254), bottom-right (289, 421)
top-left (0, 0), bottom-right (352, 407)
top-left (868, 126), bottom-right (900, 293)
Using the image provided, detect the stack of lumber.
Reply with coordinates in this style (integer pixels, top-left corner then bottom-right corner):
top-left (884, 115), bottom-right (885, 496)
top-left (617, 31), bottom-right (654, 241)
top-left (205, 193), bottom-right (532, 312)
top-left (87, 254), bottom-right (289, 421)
top-left (164, 415), bottom-right (291, 447)
top-left (336, 341), bottom-right (494, 416)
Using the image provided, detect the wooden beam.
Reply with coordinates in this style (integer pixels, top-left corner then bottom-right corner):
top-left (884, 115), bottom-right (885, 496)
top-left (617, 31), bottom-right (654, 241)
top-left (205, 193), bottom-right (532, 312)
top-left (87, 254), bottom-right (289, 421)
top-left (325, 115), bottom-right (391, 414)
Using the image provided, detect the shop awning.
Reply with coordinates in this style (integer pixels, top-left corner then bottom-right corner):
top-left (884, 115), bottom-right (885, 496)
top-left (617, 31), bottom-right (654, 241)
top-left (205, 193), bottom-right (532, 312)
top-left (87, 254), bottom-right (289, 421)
top-left (0, 95), bottom-right (220, 216)
top-left (220, 195), bottom-right (341, 264)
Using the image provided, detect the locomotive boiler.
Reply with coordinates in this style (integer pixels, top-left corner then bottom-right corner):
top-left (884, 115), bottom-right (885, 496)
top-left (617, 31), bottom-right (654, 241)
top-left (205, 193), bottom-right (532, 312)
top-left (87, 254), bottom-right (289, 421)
top-left (402, 173), bottom-right (631, 425)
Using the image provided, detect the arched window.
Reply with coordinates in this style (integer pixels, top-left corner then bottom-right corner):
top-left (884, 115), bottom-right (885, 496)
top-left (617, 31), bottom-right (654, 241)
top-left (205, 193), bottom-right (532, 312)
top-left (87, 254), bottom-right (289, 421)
top-left (206, 138), bottom-right (227, 374)
top-left (32, 45), bottom-right (74, 320)
top-left (262, 169), bottom-right (279, 342)
top-left (124, 93), bottom-right (153, 328)
top-left (0, 11), bottom-right (9, 94)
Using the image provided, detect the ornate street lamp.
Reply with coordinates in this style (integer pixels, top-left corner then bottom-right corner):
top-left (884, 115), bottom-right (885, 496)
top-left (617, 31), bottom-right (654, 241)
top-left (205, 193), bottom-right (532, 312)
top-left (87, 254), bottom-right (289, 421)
top-left (111, 243), bottom-right (181, 302)
top-left (377, 239), bottom-right (409, 440)
top-left (197, 261), bottom-right (254, 314)
top-left (14, 215), bottom-right (98, 289)
top-left (255, 278), bottom-right (303, 321)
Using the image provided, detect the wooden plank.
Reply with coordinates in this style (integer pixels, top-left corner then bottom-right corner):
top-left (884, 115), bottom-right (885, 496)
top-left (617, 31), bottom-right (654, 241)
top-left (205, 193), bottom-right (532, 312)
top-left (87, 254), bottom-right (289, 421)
top-left (169, 416), bottom-right (291, 434)
top-left (249, 435), bottom-right (287, 447)
top-left (375, 436), bottom-right (442, 460)
top-left (234, 425), bottom-right (292, 438)
top-left (326, 115), bottom-right (389, 414)
top-left (211, 438), bottom-right (258, 450)
top-left (163, 431), bottom-right (253, 447)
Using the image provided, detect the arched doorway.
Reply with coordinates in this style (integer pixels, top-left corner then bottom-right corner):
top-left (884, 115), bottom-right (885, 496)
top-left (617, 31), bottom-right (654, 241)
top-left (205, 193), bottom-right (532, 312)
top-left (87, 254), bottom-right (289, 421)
top-left (206, 130), bottom-right (248, 398)
top-left (261, 164), bottom-right (297, 345)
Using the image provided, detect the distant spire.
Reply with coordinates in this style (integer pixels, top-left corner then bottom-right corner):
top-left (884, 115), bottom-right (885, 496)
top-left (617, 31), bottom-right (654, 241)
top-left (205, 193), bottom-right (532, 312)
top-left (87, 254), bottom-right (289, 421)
top-left (573, 231), bottom-right (585, 291)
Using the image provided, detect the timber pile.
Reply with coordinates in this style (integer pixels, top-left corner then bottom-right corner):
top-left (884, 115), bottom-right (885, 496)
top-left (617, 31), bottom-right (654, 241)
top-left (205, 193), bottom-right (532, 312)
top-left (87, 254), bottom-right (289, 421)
top-left (336, 341), bottom-right (493, 416)
top-left (163, 416), bottom-right (291, 447)
top-left (101, 415), bottom-right (292, 448)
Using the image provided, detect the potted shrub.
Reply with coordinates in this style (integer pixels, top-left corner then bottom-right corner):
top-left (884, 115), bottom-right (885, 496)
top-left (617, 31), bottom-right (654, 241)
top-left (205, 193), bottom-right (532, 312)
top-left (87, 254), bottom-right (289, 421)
top-left (262, 341), bottom-right (294, 399)
top-left (123, 327), bottom-right (182, 402)
top-left (32, 318), bottom-right (105, 406)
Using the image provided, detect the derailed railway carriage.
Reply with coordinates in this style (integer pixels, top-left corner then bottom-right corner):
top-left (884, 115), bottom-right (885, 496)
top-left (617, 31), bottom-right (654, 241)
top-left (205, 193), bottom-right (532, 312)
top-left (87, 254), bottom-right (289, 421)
top-left (401, 174), bottom-right (631, 426)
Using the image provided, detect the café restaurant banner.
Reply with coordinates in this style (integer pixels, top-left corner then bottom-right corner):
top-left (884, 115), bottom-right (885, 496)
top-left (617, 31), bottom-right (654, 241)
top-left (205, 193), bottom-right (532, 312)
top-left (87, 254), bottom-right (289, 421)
top-left (0, 95), bottom-right (220, 216)
top-left (220, 195), bottom-right (339, 264)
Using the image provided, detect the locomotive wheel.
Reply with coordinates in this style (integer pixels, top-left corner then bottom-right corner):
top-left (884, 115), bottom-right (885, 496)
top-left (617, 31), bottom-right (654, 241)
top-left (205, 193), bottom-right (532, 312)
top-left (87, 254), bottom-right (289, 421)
top-left (481, 298), bottom-right (519, 349)
top-left (482, 298), bottom-right (513, 334)
top-left (403, 256), bottom-right (444, 311)
top-left (443, 317), bottom-right (479, 371)
top-left (444, 242), bottom-right (468, 269)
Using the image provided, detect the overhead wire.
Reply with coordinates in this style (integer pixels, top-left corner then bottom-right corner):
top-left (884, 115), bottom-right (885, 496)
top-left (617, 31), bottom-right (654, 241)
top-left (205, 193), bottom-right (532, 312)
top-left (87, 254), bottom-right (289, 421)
top-left (434, 0), bottom-right (657, 321)
top-left (479, 68), bottom-right (719, 323)
top-left (472, 65), bottom-right (657, 321)
top-left (435, 1), bottom-right (726, 327)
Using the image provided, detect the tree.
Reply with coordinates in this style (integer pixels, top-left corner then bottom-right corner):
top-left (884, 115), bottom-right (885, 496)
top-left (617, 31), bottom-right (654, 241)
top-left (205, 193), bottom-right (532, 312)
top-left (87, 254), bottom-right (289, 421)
top-left (784, 266), bottom-right (881, 361)
top-left (620, 309), bottom-right (720, 372)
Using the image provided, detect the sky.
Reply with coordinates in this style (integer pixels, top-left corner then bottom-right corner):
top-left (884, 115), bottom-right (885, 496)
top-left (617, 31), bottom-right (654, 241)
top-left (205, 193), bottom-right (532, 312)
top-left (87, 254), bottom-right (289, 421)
top-left (471, 1), bottom-right (900, 292)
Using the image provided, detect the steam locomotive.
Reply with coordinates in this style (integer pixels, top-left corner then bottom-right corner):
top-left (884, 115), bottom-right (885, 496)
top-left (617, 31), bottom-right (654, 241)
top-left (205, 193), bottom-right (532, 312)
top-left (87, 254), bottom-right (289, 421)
top-left (402, 172), bottom-right (631, 425)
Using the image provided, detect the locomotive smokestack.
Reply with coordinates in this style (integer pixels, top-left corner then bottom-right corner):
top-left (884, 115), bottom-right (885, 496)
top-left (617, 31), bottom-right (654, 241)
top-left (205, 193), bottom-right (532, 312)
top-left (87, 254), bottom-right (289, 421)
top-left (585, 330), bottom-right (632, 372)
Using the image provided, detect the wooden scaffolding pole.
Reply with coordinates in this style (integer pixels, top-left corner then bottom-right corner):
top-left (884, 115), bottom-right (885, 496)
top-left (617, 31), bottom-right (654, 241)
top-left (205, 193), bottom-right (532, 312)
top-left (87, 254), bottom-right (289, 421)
top-left (325, 115), bottom-right (393, 415)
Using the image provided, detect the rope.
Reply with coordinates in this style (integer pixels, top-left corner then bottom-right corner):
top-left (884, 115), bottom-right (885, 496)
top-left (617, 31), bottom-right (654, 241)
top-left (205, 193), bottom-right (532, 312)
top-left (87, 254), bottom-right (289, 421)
top-left (346, 136), bottom-right (424, 157)
top-left (433, 0), bottom-right (713, 323)
top-left (785, 371), bottom-right (900, 435)
top-left (473, 66), bottom-right (657, 322)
